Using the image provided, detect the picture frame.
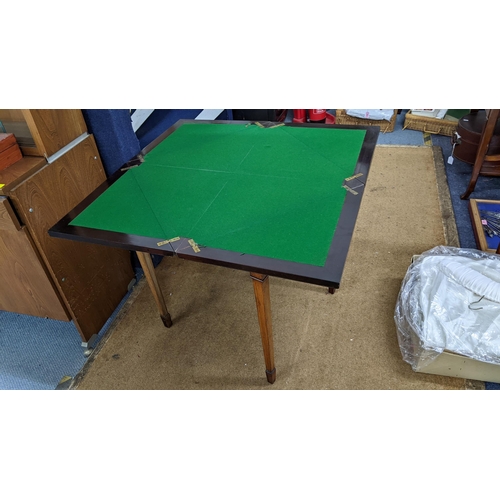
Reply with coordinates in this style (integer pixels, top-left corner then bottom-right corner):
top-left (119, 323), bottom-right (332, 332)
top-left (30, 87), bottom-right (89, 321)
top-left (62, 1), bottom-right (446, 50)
top-left (468, 199), bottom-right (500, 253)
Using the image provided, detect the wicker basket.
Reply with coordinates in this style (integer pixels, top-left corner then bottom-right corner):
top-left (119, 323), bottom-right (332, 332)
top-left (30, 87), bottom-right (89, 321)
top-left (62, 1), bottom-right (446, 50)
top-left (403, 111), bottom-right (458, 137)
top-left (335, 109), bottom-right (397, 133)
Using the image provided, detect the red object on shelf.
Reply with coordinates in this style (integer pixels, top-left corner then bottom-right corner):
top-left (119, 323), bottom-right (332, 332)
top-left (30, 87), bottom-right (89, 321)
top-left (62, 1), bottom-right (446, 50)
top-left (325, 112), bottom-right (335, 124)
top-left (292, 110), bottom-right (336, 125)
top-left (292, 109), bottom-right (307, 123)
top-left (308, 109), bottom-right (327, 123)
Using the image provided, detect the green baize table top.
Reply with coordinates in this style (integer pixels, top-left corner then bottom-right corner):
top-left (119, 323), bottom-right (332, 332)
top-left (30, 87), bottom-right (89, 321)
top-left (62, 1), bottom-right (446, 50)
top-left (71, 123), bottom-right (366, 267)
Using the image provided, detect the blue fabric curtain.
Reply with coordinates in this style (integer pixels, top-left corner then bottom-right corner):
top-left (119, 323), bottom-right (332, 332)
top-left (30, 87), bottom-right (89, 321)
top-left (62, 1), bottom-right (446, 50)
top-left (82, 109), bottom-right (141, 177)
top-left (134, 109), bottom-right (203, 148)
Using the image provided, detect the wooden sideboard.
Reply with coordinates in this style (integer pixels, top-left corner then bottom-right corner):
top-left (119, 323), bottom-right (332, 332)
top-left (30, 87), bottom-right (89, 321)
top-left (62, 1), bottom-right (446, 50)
top-left (0, 110), bottom-right (134, 344)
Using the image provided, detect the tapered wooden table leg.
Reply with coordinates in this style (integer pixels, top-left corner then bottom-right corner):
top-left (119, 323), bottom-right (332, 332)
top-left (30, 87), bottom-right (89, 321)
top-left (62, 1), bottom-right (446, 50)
top-left (250, 273), bottom-right (276, 384)
top-left (136, 251), bottom-right (172, 328)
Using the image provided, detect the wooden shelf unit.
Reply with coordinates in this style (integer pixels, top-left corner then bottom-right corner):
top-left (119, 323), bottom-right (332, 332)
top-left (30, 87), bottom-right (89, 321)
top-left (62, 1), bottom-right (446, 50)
top-left (0, 109), bottom-right (134, 342)
top-left (0, 109), bottom-right (87, 157)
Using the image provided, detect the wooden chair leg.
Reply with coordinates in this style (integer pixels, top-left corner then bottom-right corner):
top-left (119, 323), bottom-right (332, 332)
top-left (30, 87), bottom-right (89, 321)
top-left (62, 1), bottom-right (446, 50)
top-left (250, 273), bottom-right (276, 384)
top-left (461, 110), bottom-right (500, 200)
top-left (136, 251), bottom-right (172, 328)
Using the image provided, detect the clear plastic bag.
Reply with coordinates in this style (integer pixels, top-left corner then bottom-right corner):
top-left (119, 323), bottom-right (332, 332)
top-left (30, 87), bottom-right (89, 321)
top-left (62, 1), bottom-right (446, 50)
top-left (395, 246), bottom-right (500, 370)
top-left (345, 109), bottom-right (394, 121)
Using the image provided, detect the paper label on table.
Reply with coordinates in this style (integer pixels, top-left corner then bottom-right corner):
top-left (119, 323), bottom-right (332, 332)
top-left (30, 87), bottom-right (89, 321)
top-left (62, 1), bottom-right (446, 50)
top-left (0, 184), bottom-right (4, 189)
top-left (188, 239), bottom-right (201, 253)
top-left (344, 173), bottom-right (364, 182)
top-left (250, 121), bottom-right (284, 129)
top-left (342, 185), bottom-right (358, 195)
top-left (157, 236), bottom-right (181, 247)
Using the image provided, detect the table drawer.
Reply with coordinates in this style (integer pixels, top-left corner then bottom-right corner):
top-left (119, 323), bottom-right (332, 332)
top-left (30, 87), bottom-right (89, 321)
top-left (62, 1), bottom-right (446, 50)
top-left (0, 196), bottom-right (22, 231)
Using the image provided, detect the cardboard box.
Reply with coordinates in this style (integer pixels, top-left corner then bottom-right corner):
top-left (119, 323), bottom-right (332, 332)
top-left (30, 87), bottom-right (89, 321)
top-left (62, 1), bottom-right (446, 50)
top-left (0, 133), bottom-right (22, 171)
top-left (408, 254), bottom-right (500, 383)
top-left (415, 350), bottom-right (500, 383)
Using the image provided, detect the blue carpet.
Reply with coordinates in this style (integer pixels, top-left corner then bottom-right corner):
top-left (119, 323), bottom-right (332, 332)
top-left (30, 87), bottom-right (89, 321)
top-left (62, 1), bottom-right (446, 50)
top-left (2, 110), bottom-right (499, 389)
top-left (376, 111), bottom-right (424, 145)
top-left (432, 132), bottom-right (500, 390)
top-left (0, 289), bottom-right (134, 390)
top-left (433, 133), bottom-right (500, 249)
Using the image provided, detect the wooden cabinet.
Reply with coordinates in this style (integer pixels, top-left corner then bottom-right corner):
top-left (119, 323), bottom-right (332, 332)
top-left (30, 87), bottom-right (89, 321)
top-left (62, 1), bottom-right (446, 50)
top-left (0, 109), bottom-right (87, 157)
top-left (0, 196), bottom-right (68, 319)
top-left (0, 110), bottom-right (134, 343)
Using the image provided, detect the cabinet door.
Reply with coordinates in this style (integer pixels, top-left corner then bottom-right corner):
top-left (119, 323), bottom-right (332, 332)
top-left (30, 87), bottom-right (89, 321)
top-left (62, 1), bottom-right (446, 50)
top-left (9, 135), bottom-right (134, 342)
top-left (0, 197), bottom-right (69, 320)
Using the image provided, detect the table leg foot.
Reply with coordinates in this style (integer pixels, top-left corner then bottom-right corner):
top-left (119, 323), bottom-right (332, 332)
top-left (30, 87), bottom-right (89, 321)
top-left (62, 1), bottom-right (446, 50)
top-left (266, 368), bottom-right (277, 384)
top-left (161, 313), bottom-right (173, 328)
top-left (136, 251), bottom-right (173, 329)
top-left (328, 287), bottom-right (335, 294)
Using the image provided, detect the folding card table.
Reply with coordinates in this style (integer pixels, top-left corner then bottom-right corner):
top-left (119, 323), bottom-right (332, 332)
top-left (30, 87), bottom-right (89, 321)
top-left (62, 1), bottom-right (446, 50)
top-left (50, 120), bottom-right (379, 383)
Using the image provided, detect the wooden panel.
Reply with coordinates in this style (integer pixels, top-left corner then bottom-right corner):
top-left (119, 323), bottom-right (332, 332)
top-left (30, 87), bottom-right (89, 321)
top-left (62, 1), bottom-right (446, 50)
top-left (0, 197), bottom-right (22, 231)
top-left (0, 156), bottom-right (46, 195)
top-left (0, 218), bottom-right (69, 320)
top-left (22, 110), bottom-right (87, 158)
top-left (19, 146), bottom-right (40, 157)
top-left (10, 135), bottom-right (134, 341)
top-left (0, 110), bottom-right (25, 121)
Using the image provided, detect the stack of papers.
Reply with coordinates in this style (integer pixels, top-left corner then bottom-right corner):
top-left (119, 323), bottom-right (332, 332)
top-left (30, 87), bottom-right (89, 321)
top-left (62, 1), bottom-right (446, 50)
top-left (411, 109), bottom-right (448, 119)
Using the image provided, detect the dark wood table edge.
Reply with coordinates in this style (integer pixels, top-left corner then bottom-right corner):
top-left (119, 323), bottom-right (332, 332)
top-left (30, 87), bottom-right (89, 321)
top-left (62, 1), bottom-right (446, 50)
top-left (140, 118), bottom-right (380, 155)
top-left (49, 120), bottom-right (380, 289)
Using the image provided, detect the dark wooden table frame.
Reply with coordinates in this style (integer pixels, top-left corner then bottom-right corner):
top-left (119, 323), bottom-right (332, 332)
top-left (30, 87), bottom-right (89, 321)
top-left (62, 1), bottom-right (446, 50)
top-left (49, 119), bottom-right (379, 384)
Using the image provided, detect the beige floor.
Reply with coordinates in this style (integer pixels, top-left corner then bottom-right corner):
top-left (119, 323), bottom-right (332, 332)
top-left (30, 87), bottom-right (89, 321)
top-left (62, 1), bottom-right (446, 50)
top-left (73, 145), bottom-right (476, 390)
